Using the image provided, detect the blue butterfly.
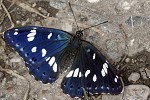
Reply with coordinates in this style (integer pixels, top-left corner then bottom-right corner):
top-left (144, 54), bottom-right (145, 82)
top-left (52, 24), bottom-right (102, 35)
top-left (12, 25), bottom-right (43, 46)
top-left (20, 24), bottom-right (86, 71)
top-left (4, 26), bottom-right (124, 98)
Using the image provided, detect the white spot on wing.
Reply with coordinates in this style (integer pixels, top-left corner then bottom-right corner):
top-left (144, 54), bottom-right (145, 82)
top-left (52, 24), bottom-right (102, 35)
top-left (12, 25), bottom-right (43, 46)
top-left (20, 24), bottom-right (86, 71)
top-left (66, 70), bottom-right (74, 78)
top-left (106, 60), bottom-right (109, 63)
top-left (46, 57), bottom-right (50, 62)
top-left (33, 27), bottom-right (37, 29)
top-left (93, 53), bottom-right (96, 60)
top-left (31, 47), bottom-right (37, 52)
top-left (101, 69), bottom-right (105, 77)
top-left (103, 63), bottom-right (108, 74)
top-left (116, 75), bottom-right (119, 78)
top-left (114, 77), bottom-right (117, 83)
top-left (14, 32), bottom-right (18, 35)
top-left (53, 62), bottom-right (57, 72)
top-left (104, 63), bottom-right (108, 68)
top-left (73, 68), bottom-right (79, 77)
top-left (85, 70), bottom-right (90, 77)
top-left (93, 74), bottom-right (97, 82)
top-left (28, 37), bottom-right (35, 42)
top-left (79, 72), bottom-right (82, 77)
top-left (27, 32), bottom-right (36, 37)
top-left (48, 56), bottom-right (55, 66)
top-left (27, 30), bottom-right (36, 42)
top-left (48, 33), bottom-right (52, 39)
top-left (15, 29), bottom-right (18, 31)
top-left (42, 48), bottom-right (47, 57)
top-left (30, 29), bottom-right (36, 33)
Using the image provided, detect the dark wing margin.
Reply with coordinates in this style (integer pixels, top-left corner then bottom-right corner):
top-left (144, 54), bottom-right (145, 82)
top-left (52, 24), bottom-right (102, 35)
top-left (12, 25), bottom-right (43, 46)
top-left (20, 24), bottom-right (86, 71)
top-left (61, 40), bottom-right (124, 98)
top-left (4, 26), bottom-right (72, 83)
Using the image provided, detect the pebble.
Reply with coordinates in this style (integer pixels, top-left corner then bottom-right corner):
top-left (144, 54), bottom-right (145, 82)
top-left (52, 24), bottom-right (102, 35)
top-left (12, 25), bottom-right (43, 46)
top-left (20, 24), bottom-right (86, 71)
top-left (32, 3), bottom-right (36, 7)
top-left (125, 57), bottom-right (130, 63)
top-left (117, 0), bottom-right (137, 11)
top-left (128, 72), bottom-right (140, 82)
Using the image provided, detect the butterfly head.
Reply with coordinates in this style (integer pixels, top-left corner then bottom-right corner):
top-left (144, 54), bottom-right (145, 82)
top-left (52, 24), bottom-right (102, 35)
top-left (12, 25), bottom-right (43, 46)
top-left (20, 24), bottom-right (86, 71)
top-left (75, 30), bottom-right (83, 38)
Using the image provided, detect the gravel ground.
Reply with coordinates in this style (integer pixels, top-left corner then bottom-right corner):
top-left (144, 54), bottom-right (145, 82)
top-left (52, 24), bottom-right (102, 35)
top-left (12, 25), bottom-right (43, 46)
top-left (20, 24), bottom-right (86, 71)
top-left (0, 0), bottom-right (150, 100)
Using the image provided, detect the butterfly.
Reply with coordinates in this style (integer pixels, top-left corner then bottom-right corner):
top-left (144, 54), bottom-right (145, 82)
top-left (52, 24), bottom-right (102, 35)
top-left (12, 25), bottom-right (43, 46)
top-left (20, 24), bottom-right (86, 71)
top-left (3, 25), bottom-right (124, 98)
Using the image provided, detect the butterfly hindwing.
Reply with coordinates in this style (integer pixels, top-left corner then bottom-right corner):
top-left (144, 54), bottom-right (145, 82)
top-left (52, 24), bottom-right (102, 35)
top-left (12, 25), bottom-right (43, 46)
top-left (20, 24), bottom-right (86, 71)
top-left (61, 41), bottom-right (123, 98)
top-left (4, 26), bottom-right (72, 83)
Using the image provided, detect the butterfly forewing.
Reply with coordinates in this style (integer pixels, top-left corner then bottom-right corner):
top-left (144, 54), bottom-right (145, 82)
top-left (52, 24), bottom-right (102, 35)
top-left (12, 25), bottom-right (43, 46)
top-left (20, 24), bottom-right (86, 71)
top-left (4, 26), bottom-right (72, 83)
top-left (61, 41), bottom-right (123, 98)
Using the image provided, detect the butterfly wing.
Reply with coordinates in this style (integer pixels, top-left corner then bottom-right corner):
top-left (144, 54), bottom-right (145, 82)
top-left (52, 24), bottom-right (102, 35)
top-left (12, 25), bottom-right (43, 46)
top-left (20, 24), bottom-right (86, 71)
top-left (61, 40), bottom-right (123, 98)
top-left (4, 26), bottom-right (72, 83)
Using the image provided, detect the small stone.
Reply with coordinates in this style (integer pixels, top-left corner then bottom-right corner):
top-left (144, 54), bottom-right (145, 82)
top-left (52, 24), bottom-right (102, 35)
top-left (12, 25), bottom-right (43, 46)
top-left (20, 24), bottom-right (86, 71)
top-left (125, 16), bottom-right (147, 27)
top-left (38, 7), bottom-right (42, 11)
top-left (32, 3), bottom-right (36, 7)
top-left (125, 58), bottom-right (130, 63)
top-left (123, 85), bottom-right (150, 100)
top-left (128, 72), bottom-right (140, 82)
top-left (49, 0), bottom-right (67, 9)
top-left (120, 1), bottom-right (131, 10)
top-left (16, 20), bottom-right (21, 25)
top-left (140, 68), bottom-right (150, 79)
top-left (117, 0), bottom-right (137, 11)
top-left (10, 57), bottom-right (21, 63)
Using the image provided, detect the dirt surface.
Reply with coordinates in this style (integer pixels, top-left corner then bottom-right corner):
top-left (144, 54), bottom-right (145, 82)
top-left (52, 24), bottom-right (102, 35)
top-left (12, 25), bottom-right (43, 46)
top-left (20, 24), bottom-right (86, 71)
top-left (0, 0), bottom-right (150, 100)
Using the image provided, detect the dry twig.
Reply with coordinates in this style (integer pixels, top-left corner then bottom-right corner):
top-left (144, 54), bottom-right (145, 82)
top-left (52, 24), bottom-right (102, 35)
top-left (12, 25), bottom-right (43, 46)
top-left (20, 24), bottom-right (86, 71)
top-left (1, 0), bottom-right (14, 29)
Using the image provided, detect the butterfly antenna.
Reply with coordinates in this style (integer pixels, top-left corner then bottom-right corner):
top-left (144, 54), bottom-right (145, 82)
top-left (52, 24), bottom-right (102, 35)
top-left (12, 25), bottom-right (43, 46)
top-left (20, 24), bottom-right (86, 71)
top-left (81, 21), bottom-right (108, 32)
top-left (69, 2), bottom-right (80, 30)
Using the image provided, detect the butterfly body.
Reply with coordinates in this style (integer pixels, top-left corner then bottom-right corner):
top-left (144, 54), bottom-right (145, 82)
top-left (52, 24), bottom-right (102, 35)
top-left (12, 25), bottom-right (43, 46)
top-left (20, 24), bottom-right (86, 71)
top-left (4, 26), bottom-right (123, 98)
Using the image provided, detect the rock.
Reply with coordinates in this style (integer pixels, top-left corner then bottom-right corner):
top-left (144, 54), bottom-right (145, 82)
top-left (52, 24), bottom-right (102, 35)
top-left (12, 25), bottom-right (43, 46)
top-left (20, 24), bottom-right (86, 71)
top-left (102, 94), bottom-right (123, 100)
top-left (128, 72), bottom-right (140, 82)
top-left (125, 16), bottom-right (147, 27)
top-left (140, 68), bottom-right (150, 79)
top-left (102, 85), bottom-right (150, 100)
top-left (123, 85), bottom-right (150, 100)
